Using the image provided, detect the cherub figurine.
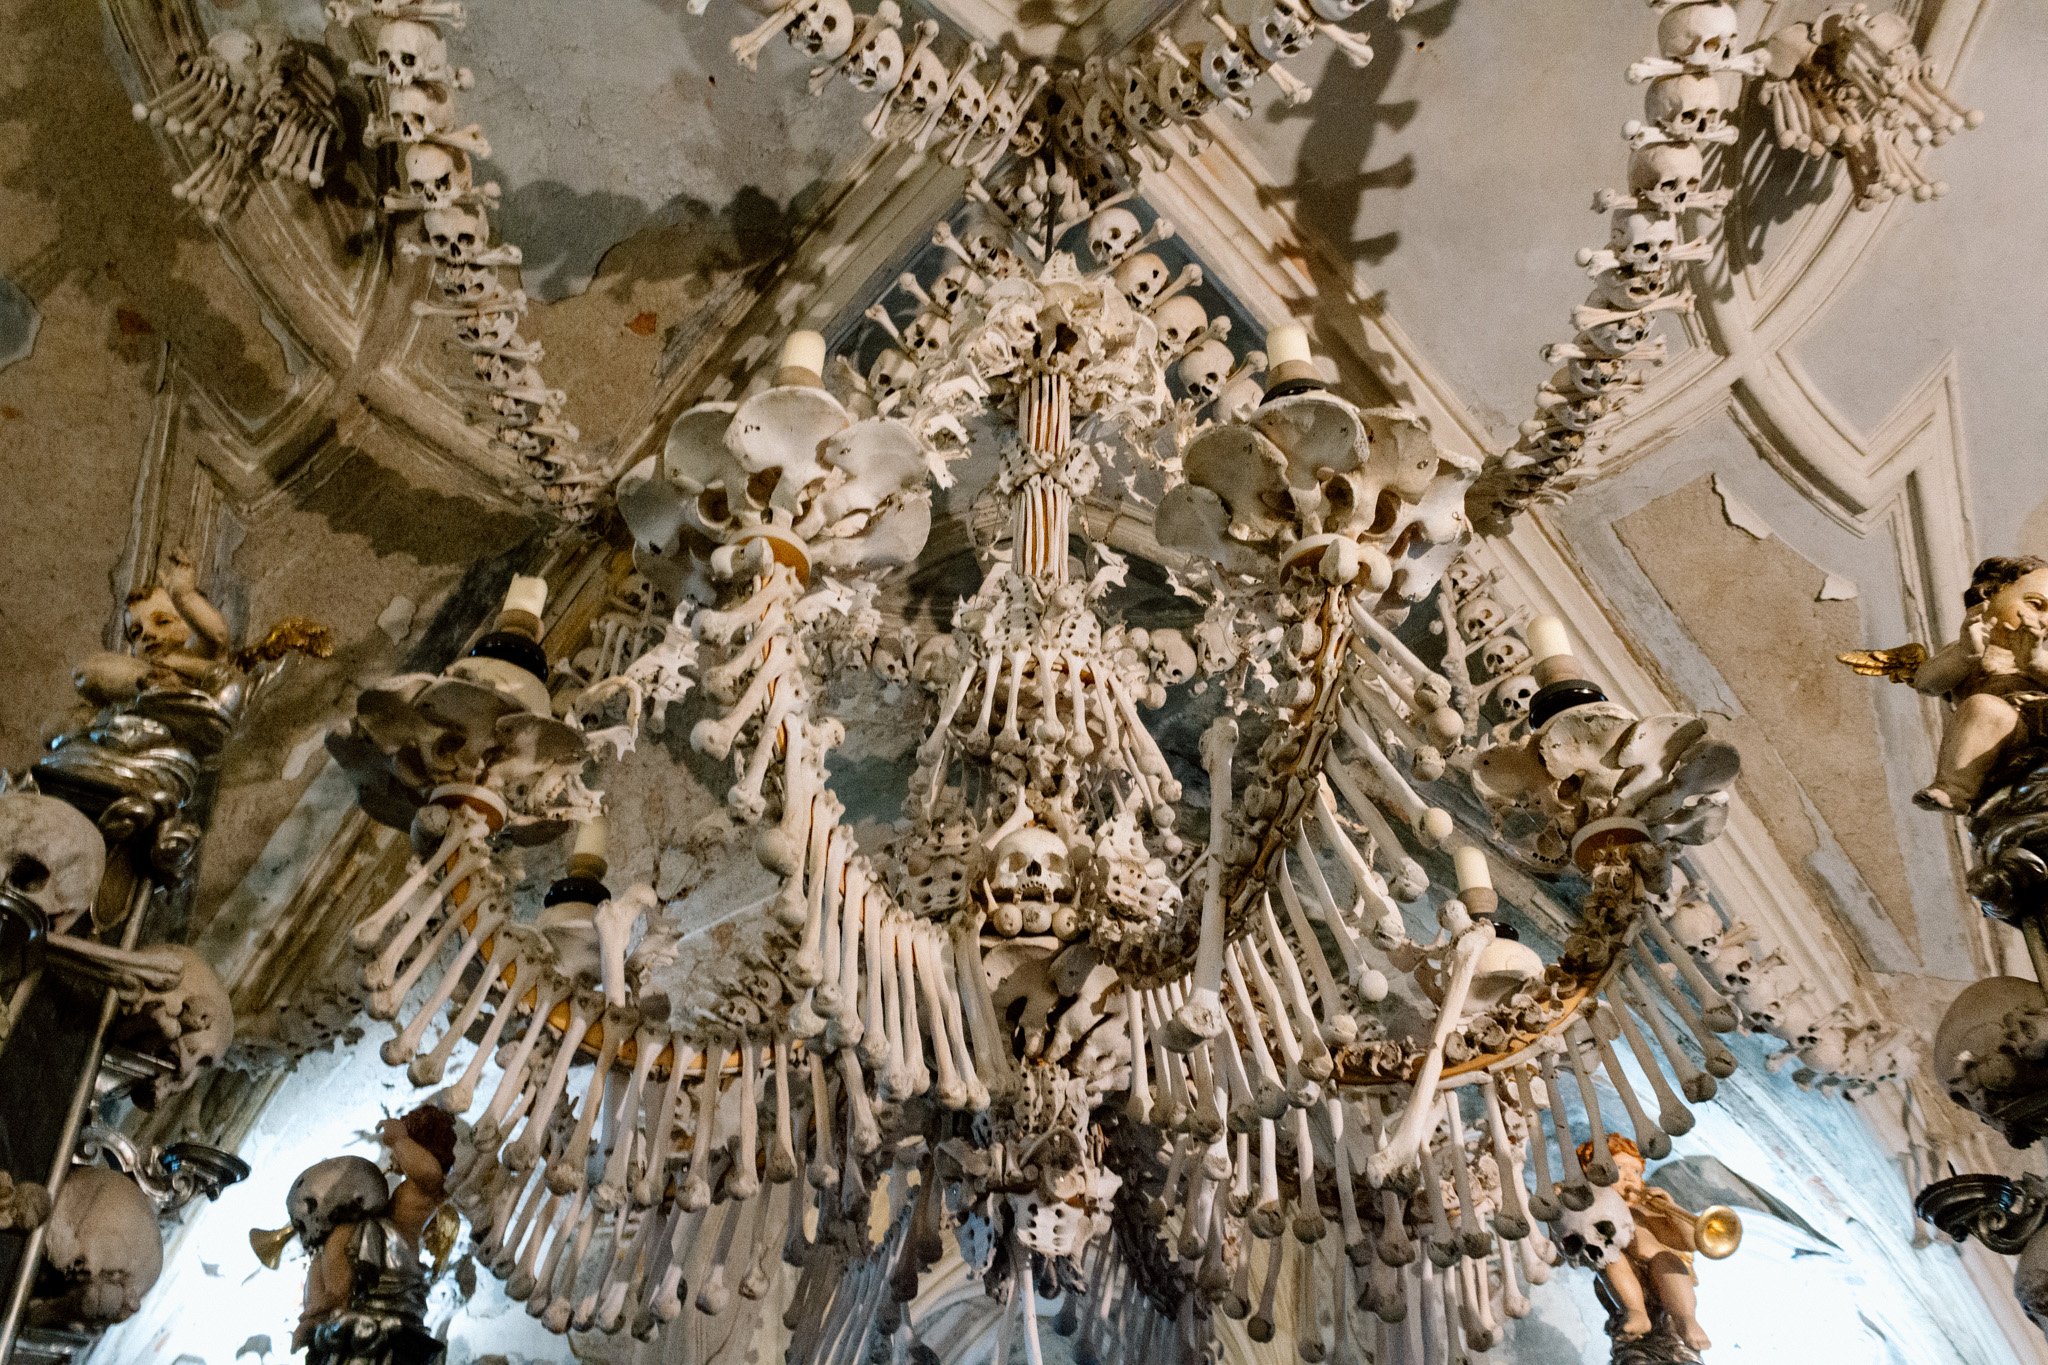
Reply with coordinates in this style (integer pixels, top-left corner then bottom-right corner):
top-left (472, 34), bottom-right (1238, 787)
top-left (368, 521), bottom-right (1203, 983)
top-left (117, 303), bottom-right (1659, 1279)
top-left (74, 552), bottom-right (233, 707)
top-left (1580, 1134), bottom-right (1712, 1354)
top-left (378, 1104), bottom-right (456, 1255)
top-left (266, 1103), bottom-right (454, 1365)
top-left (72, 551), bottom-right (332, 709)
top-left (1842, 555), bottom-right (2048, 813)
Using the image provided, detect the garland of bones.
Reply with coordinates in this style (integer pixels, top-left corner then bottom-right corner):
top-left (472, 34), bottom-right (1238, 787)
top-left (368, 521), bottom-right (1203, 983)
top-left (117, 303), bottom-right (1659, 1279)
top-left (259, 1), bottom-right (1946, 1362)
top-left (130, 0), bottom-right (603, 518)
top-left (1468, 0), bottom-right (1980, 531)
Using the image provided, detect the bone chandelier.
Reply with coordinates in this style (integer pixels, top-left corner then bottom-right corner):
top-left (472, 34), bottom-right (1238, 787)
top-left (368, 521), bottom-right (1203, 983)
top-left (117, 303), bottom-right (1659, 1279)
top-left (297, 160), bottom-right (1767, 1365)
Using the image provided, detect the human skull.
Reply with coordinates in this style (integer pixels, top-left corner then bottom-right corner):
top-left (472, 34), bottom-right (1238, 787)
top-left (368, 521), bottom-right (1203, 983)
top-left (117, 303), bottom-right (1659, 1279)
top-left (1078, 88), bottom-right (1125, 153)
top-left (436, 262), bottom-right (499, 304)
top-left (1113, 251), bottom-right (1170, 308)
top-left (1657, 2), bottom-right (1740, 64)
top-left (1213, 374), bottom-right (1263, 425)
top-left (2017, 1226), bottom-right (2048, 1332)
top-left (205, 28), bottom-right (263, 82)
top-left (375, 19), bottom-right (448, 86)
top-left (0, 792), bottom-right (105, 933)
top-left (1708, 937), bottom-right (1755, 990)
top-left (1665, 895), bottom-right (1725, 952)
top-left (128, 944), bottom-right (234, 1096)
top-left (1479, 634), bottom-right (1531, 678)
top-left (422, 205), bottom-right (488, 262)
top-left (902, 310), bottom-right (950, 356)
top-left (1176, 340), bottom-right (1234, 403)
top-left (1552, 1185), bottom-right (1633, 1269)
top-left (1591, 261), bottom-right (1668, 311)
top-left (1249, 0), bottom-right (1315, 62)
top-left (1934, 976), bottom-right (2046, 1111)
top-left (959, 218), bottom-right (1013, 273)
top-left (1493, 673), bottom-right (1537, 720)
top-left (1646, 72), bottom-right (1729, 139)
top-left (285, 1155), bottom-right (392, 1247)
top-left (1199, 40), bottom-right (1259, 100)
top-left (987, 826), bottom-right (1072, 928)
top-left (929, 262), bottom-right (983, 313)
top-left (1464, 932), bottom-right (1543, 1015)
top-left (1118, 60), bottom-right (1170, 130)
top-left (847, 26), bottom-right (904, 92)
top-left (1155, 53), bottom-right (1213, 122)
top-left (1580, 311), bottom-right (1655, 356)
top-left (899, 48), bottom-right (948, 118)
top-left (1148, 627), bottom-right (1199, 685)
top-left (1087, 206), bottom-right (1142, 267)
top-left (1611, 211), bottom-right (1678, 273)
top-left (868, 348), bottom-right (915, 404)
top-left (453, 305), bottom-right (521, 352)
top-left (937, 72), bottom-right (987, 140)
top-left (1568, 354), bottom-right (1627, 393)
top-left (1627, 142), bottom-right (1705, 214)
top-left (401, 143), bottom-right (466, 207)
top-left (1153, 294), bottom-right (1207, 355)
top-left (1456, 594), bottom-right (1508, 641)
top-left (1073, 155), bottom-right (1124, 210)
top-left (790, 0), bottom-right (854, 61)
top-left (381, 83), bottom-right (451, 142)
top-left (38, 1168), bottom-right (162, 1327)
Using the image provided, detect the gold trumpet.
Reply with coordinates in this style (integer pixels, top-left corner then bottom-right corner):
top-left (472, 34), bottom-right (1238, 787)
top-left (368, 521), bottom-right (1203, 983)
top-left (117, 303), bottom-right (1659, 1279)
top-left (250, 1223), bottom-right (298, 1270)
top-left (1694, 1205), bottom-right (1744, 1261)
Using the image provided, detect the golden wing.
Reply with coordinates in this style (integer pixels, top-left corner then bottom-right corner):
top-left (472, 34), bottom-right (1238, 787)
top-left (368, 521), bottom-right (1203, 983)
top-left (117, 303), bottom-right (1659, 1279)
top-left (424, 1201), bottom-right (461, 1277)
top-left (235, 616), bottom-right (336, 671)
top-left (1836, 642), bottom-right (1927, 683)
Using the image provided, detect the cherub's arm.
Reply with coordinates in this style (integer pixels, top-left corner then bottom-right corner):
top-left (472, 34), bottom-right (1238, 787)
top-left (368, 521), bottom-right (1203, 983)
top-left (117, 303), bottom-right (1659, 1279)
top-left (1912, 635), bottom-right (1983, 697)
top-left (379, 1119), bottom-right (448, 1197)
top-left (163, 553), bottom-right (232, 660)
top-left (295, 1225), bottom-right (358, 1347)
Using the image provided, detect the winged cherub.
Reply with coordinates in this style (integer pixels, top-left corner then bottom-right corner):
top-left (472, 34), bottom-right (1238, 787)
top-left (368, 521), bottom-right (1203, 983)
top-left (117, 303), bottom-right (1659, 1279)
top-left (1841, 555), bottom-right (2048, 814)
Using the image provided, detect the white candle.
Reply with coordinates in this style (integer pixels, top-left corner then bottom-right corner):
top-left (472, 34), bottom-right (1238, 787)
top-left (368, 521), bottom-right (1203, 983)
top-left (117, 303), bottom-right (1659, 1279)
top-left (572, 814), bottom-right (609, 863)
top-left (503, 574), bottom-right (548, 620)
top-left (1264, 323), bottom-right (1312, 369)
top-left (779, 330), bottom-right (827, 376)
top-left (1526, 616), bottom-right (1572, 666)
top-left (1452, 844), bottom-right (1492, 893)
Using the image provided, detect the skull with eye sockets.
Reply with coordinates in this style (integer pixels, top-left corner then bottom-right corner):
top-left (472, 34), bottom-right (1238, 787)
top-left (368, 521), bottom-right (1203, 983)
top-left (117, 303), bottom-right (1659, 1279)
top-left (0, 792), bottom-right (104, 935)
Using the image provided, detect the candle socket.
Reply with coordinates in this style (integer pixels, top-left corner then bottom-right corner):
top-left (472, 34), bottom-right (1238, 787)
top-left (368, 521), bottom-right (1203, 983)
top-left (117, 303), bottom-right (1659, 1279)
top-left (565, 852), bottom-right (609, 882)
top-left (1528, 652), bottom-right (1607, 730)
top-left (1262, 358), bottom-right (1327, 401)
top-left (1462, 887), bottom-right (1500, 920)
top-left (546, 868), bottom-right (610, 909)
top-left (774, 364), bottom-right (824, 389)
top-left (493, 608), bottom-right (543, 641)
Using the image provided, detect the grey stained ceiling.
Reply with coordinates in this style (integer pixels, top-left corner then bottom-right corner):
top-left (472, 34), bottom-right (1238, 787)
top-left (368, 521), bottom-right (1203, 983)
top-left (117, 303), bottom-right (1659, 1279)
top-left (5, 0), bottom-right (2048, 1359)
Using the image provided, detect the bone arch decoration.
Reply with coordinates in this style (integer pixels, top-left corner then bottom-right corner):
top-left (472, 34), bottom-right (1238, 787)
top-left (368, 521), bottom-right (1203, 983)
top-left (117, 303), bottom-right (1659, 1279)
top-left (317, 143), bottom-right (1762, 1365)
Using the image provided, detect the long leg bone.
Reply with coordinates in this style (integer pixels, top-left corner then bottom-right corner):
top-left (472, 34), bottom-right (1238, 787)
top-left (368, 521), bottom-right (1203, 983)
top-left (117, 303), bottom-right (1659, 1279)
top-left (1363, 926), bottom-right (1491, 1185)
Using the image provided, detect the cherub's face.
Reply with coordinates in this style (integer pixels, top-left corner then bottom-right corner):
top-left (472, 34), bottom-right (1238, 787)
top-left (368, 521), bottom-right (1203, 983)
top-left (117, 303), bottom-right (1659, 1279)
top-left (1990, 568), bottom-right (2048, 642)
top-left (124, 588), bottom-right (187, 657)
top-left (1613, 1148), bottom-right (1647, 1191)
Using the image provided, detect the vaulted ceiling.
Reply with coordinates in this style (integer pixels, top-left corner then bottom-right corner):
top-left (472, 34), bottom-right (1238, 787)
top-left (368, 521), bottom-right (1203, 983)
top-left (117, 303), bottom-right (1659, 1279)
top-left (7, 0), bottom-right (2048, 1360)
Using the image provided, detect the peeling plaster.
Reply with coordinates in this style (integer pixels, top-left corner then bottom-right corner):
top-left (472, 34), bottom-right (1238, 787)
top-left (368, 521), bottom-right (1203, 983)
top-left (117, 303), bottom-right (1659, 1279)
top-left (1714, 472), bottom-right (1775, 540)
top-left (1818, 573), bottom-right (1859, 601)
